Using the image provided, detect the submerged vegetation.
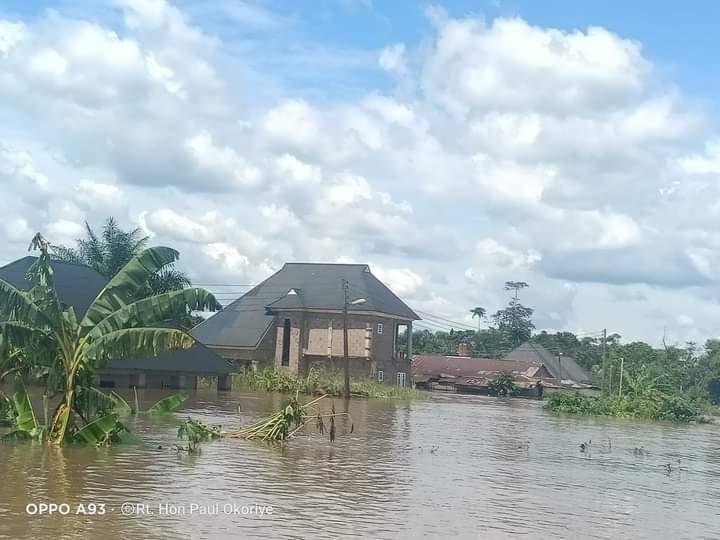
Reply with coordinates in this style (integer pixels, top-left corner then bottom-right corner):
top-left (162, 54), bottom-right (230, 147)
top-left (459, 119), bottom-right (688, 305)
top-left (545, 387), bottom-right (705, 423)
top-left (0, 233), bottom-right (220, 445)
top-left (487, 374), bottom-right (519, 397)
top-left (233, 368), bottom-right (430, 400)
top-left (177, 394), bottom-right (351, 453)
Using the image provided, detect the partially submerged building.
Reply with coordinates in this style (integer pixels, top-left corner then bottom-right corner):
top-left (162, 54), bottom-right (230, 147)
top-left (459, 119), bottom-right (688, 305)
top-left (504, 342), bottom-right (592, 385)
top-left (411, 341), bottom-right (596, 396)
top-left (0, 256), bottom-right (106, 315)
top-left (412, 354), bottom-right (552, 395)
top-left (0, 256), bottom-right (231, 390)
top-left (193, 263), bottom-right (421, 385)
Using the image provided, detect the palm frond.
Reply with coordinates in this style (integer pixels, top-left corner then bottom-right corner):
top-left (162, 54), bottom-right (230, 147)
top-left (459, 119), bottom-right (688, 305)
top-left (145, 265), bottom-right (191, 295)
top-left (50, 245), bottom-right (83, 264)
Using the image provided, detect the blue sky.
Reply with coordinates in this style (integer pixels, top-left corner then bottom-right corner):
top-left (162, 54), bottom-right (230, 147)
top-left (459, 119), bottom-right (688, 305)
top-left (6, 0), bottom-right (720, 100)
top-left (3, 0), bottom-right (720, 344)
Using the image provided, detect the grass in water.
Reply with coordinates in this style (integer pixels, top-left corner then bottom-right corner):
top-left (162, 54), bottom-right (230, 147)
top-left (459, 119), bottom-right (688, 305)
top-left (233, 369), bottom-right (430, 400)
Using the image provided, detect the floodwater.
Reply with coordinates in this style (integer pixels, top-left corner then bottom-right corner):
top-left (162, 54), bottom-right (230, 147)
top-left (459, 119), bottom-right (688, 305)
top-left (1, 390), bottom-right (719, 540)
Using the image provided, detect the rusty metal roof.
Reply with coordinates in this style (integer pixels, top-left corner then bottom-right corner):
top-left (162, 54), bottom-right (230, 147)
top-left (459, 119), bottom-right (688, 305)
top-left (412, 354), bottom-right (542, 380)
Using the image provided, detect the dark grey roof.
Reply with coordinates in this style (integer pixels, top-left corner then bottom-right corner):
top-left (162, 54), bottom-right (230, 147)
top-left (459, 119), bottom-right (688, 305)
top-left (0, 256), bottom-right (108, 316)
top-left (193, 263), bottom-right (419, 349)
top-left (504, 342), bottom-right (591, 384)
top-left (100, 343), bottom-right (231, 375)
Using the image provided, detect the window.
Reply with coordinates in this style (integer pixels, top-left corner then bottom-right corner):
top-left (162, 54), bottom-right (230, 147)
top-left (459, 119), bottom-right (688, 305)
top-left (377, 370), bottom-right (384, 383)
top-left (281, 318), bottom-right (291, 366)
top-left (396, 371), bottom-right (406, 387)
top-left (377, 322), bottom-right (383, 335)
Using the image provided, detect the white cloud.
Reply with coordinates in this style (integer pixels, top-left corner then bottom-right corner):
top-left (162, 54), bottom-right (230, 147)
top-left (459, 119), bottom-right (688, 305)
top-left (261, 99), bottom-right (321, 151)
top-left (4, 218), bottom-right (33, 243)
top-left (184, 132), bottom-right (263, 189)
top-left (47, 219), bottom-right (84, 242)
top-left (0, 21), bottom-right (26, 55)
top-left (74, 181), bottom-right (124, 208)
top-left (372, 266), bottom-right (424, 297)
top-left (379, 43), bottom-right (407, 73)
top-left (1, 4), bottom-right (720, 343)
top-left (202, 242), bottom-right (250, 275)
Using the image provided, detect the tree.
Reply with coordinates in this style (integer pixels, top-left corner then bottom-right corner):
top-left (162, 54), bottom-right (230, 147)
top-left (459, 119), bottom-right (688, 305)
top-left (493, 298), bottom-right (535, 349)
top-left (0, 234), bottom-right (220, 445)
top-left (504, 281), bottom-right (529, 300)
top-left (470, 306), bottom-right (486, 331)
top-left (52, 217), bottom-right (190, 296)
top-left (487, 374), bottom-right (519, 397)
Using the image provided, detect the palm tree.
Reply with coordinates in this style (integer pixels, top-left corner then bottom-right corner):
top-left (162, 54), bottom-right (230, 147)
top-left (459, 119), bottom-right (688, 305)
top-left (0, 234), bottom-right (220, 445)
top-left (504, 281), bottom-right (529, 300)
top-left (52, 217), bottom-right (190, 295)
top-left (470, 306), bottom-right (486, 331)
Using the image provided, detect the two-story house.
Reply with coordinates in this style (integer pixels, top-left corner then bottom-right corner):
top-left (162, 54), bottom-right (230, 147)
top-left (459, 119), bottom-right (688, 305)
top-left (192, 263), bottom-right (421, 385)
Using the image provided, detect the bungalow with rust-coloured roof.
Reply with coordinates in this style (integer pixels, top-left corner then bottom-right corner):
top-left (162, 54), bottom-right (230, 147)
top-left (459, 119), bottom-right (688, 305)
top-left (412, 354), bottom-right (553, 395)
top-left (193, 263), bottom-right (421, 386)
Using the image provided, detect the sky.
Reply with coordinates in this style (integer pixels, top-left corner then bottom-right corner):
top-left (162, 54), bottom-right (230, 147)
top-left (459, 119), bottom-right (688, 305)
top-left (2, 0), bottom-right (720, 344)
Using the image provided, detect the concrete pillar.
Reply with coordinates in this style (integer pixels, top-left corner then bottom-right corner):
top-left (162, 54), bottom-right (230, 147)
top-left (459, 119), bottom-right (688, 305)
top-left (407, 321), bottom-right (413, 359)
top-left (217, 375), bottom-right (232, 391)
top-left (250, 360), bottom-right (258, 372)
top-left (131, 373), bottom-right (147, 388)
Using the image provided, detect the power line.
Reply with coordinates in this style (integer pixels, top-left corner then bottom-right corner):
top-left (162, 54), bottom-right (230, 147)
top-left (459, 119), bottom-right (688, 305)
top-left (415, 310), bottom-right (477, 331)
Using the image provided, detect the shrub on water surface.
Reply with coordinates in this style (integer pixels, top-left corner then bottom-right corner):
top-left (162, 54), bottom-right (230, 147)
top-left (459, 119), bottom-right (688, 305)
top-left (487, 374), bottom-right (519, 397)
top-left (545, 390), bottom-right (702, 422)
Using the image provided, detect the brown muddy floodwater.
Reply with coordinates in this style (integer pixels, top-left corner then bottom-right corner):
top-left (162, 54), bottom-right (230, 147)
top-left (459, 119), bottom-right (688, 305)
top-left (1, 389), bottom-right (720, 540)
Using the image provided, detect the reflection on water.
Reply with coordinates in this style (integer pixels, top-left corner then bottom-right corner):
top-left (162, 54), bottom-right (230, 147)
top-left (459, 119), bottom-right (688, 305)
top-left (1, 389), bottom-right (720, 539)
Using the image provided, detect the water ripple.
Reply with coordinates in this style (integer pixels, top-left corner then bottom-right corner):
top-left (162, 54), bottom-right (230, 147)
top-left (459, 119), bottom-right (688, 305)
top-left (1, 390), bottom-right (719, 539)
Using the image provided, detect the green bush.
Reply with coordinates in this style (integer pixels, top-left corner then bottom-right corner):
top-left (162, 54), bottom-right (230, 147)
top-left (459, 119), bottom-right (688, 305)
top-left (545, 390), bottom-right (702, 422)
top-left (487, 374), bottom-right (519, 397)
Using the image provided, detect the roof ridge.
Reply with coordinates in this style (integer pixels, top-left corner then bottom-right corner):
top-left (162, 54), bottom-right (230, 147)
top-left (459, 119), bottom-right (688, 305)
top-left (283, 262), bottom-right (369, 268)
top-left (0, 255), bottom-right (103, 274)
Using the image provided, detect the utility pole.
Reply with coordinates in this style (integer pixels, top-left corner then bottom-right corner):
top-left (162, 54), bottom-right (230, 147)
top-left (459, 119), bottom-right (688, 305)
top-left (557, 352), bottom-right (564, 381)
top-left (343, 279), bottom-right (350, 400)
top-left (601, 328), bottom-right (607, 396)
top-left (618, 356), bottom-right (624, 397)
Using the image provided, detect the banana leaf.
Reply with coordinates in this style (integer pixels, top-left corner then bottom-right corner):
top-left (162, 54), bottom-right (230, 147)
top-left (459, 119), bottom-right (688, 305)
top-left (11, 378), bottom-right (39, 434)
top-left (113, 423), bottom-right (141, 445)
top-left (75, 386), bottom-right (114, 418)
top-left (147, 392), bottom-right (188, 415)
top-left (81, 247), bottom-right (180, 330)
top-left (109, 391), bottom-right (132, 416)
top-left (73, 413), bottom-right (120, 445)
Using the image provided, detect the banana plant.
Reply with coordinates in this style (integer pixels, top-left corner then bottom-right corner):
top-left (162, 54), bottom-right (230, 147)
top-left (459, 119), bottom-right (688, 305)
top-left (0, 234), bottom-right (220, 445)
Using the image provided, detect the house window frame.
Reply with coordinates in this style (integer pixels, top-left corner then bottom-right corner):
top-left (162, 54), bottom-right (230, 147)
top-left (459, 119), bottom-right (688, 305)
top-left (377, 370), bottom-right (384, 383)
top-left (396, 371), bottom-right (406, 387)
top-left (377, 322), bottom-right (383, 335)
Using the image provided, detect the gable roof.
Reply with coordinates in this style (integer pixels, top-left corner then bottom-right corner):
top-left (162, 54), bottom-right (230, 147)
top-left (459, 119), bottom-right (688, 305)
top-left (193, 263), bottom-right (419, 349)
top-left (0, 256), bottom-right (108, 316)
top-left (100, 343), bottom-right (231, 375)
top-left (503, 341), bottom-right (591, 384)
